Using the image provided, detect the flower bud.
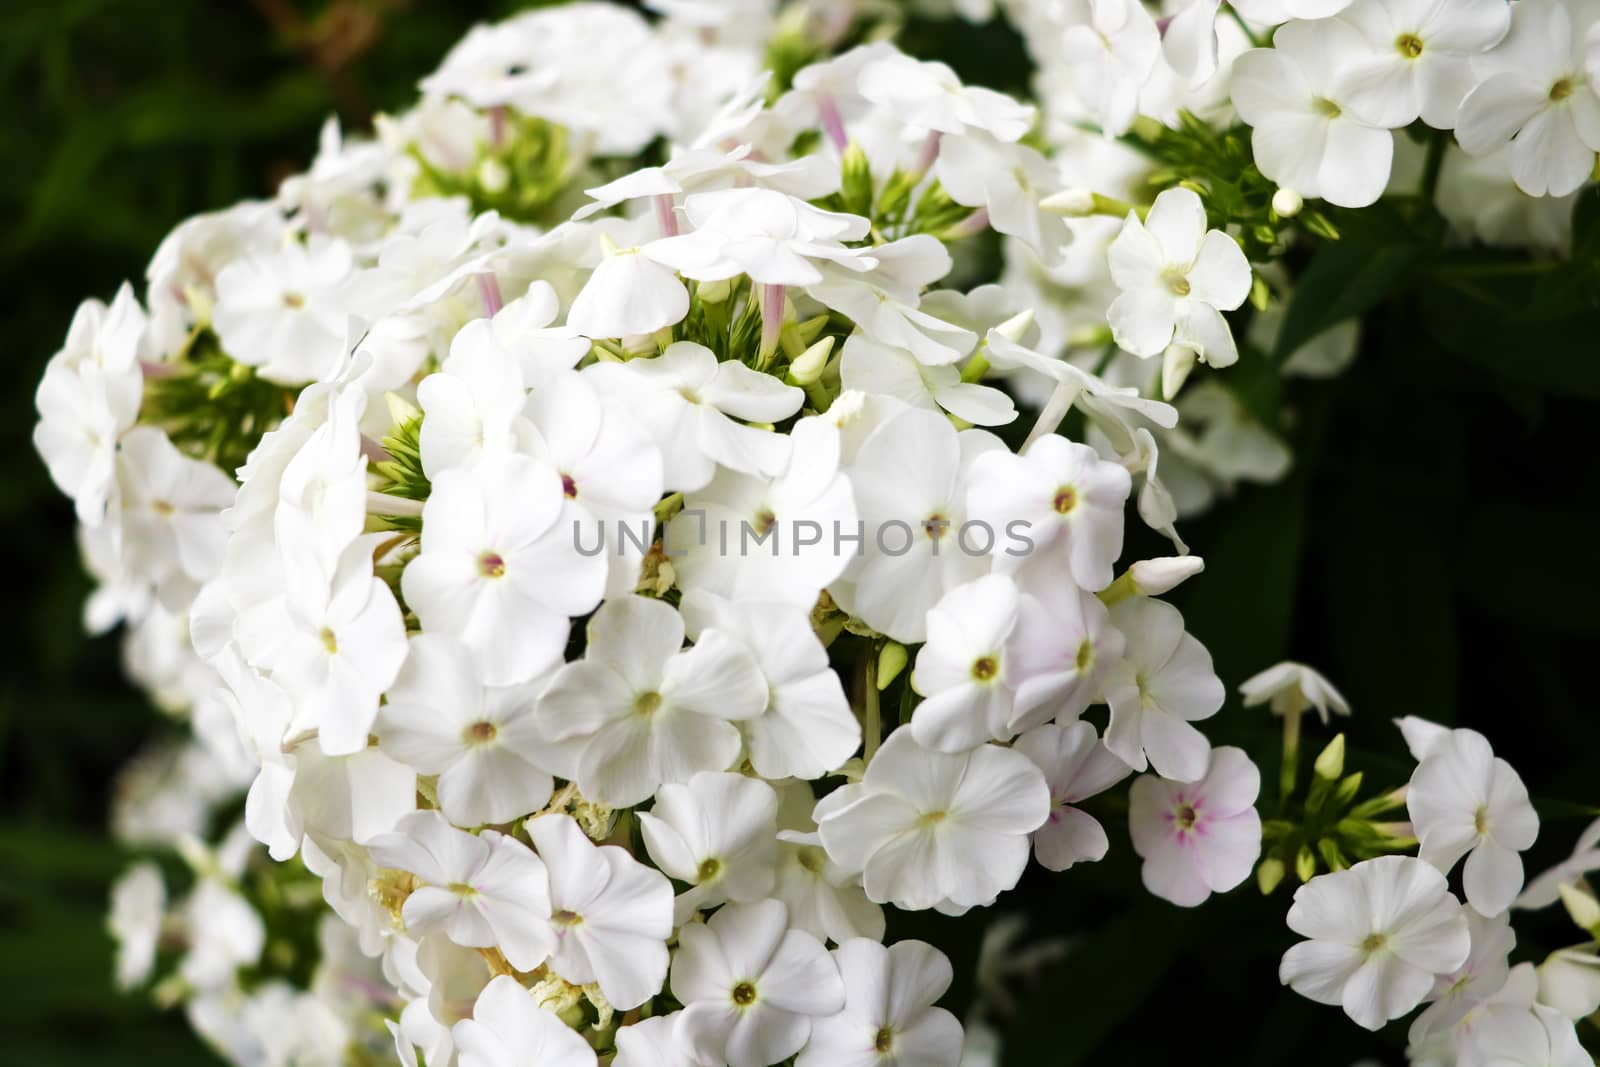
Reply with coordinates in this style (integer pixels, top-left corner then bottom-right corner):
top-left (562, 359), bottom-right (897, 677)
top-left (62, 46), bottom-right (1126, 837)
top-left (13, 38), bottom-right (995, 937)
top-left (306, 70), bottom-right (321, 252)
top-left (386, 391), bottom-right (422, 427)
top-left (993, 307), bottom-right (1037, 345)
top-left (1559, 882), bottom-right (1600, 936)
top-left (1130, 555), bottom-right (1204, 596)
top-left (877, 641), bottom-right (909, 690)
top-left (1041, 188), bottom-right (1097, 217)
top-left (1257, 857), bottom-right (1286, 895)
top-left (841, 142), bottom-right (873, 215)
top-left (1295, 844), bottom-right (1317, 883)
top-left (1313, 734), bottom-right (1346, 782)
top-left (696, 277), bottom-right (733, 304)
top-left (477, 156), bottom-right (510, 194)
top-left (1161, 344), bottom-right (1197, 399)
top-left (788, 336), bottom-right (835, 386)
top-left (1272, 187), bottom-right (1303, 218)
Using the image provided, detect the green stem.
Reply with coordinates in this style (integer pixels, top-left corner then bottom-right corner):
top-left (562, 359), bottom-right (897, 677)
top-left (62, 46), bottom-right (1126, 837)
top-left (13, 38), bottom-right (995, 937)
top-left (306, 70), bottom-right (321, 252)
top-left (1279, 699), bottom-right (1304, 809)
top-left (960, 351), bottom-right (990, 383)
top-left (863, 649), bottom-right (881, 763)
top-left (1225, 5), bottom-right (1264, 48)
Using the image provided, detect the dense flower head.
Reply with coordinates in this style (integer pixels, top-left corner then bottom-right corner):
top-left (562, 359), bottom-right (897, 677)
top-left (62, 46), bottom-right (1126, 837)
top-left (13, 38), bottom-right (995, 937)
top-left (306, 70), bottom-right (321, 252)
top-left (39, 2), bottom-right (1591, 1065)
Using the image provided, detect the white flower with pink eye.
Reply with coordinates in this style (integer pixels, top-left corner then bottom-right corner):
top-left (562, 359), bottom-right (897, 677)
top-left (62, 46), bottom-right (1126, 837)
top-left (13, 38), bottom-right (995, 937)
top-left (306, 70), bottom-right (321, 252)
top-left (1128, 745), bottom-right (1262, 907)
top-left (1014, 722), bottom-right (1132, 872)
top-left (401, 453), bottom-right (607, 688)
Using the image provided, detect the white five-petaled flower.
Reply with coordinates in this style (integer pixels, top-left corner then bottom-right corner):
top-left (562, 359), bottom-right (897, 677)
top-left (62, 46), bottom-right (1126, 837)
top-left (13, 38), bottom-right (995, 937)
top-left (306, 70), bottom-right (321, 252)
top-left (233, 530), bottom-right (407, 756)
top-left (679, 592), bottom-right (859, 780)
top-left (836, 406), bottom-right (1003, 644)
top-left (1231, 19), bottom-right (1395, 208)
top-left (526, 813), bottom-right (674, 1011)
top-left (368, 811), bottom-right (556, 972)
top-left (1100, 597), bottom-right (1224, 783)
top-left (1128, 745), bottom-right (1262, 907)
top-left (415, 319), bottom-right (533, 477)
top-left (567, 241), bottom-right (693, 340)
top-left (640, 771), bottom-right (781, 925)
top-left (856, 52), bottom-right (1033, 141)
top-left (212, 235), bottom-right (355, 385)
top-left (967, 435), bottom-right (1132, 592)
top-left (1407, 726), bottom-right (1540, 916)
top-left (377, 634), bottom-right (556, 828)
top-left (1280, 855), bottom-right (1472, 1031)
top-left (797, 938), bottom-right (964, 1067)
top-left (1013, 721), bottom-right (1132, 871)
top-left (402, 453), bottom-right (607, 688)
top-left (584, 340), bottom-right (801, 491)
top-left (814, 728), bottom-right (1050, 913)
top-left (1409, 908), bottom-right (1516, 1042)
top-left (670, 415), bottom-right (860, 608)
top-left (452, 976), bottom-right (597, 1067)
top-left (771, 781), bottom-right (885, 947)
top-left (1332, 0), bottom-right (1512, 130)
top-left (909, 574), bottom-right (1028, 753)
top-left (1239, 661), bottom-right (1351, 725)
top-left (524, 369), bottom-right (665, 598)
top-left (115, 426), bottom-right (236, 607)
top-left (1457, 0), bottom-right (1600, 197)
top-left (672, 899), bottom-right (846, 1067)
top-left (647, 188), bottom-right (873, 288)
top-left (1105, 187), bottom-right (1251, 374)
top-left (33, 285), bottom-right (146, 525)
top-left (1007, 554), bottom-right (1124, 727)
top-left (535, 595), bottom-right (767, 807)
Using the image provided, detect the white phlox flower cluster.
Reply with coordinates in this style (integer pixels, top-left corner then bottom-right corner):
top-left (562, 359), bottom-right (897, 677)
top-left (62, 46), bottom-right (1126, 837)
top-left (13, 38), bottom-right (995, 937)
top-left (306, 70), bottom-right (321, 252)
top-left (34, 2), bottom-right (1592, 1066)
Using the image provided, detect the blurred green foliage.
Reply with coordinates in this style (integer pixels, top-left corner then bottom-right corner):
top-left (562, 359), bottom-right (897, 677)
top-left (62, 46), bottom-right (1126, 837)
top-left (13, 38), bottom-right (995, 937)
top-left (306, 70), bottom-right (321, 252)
top-left (2, 2), bottom-right (1597, 1065)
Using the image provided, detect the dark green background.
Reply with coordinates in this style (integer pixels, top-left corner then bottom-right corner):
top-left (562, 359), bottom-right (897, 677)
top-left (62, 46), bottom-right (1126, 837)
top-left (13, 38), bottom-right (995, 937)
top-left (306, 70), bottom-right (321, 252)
top-left (2, 2), bottom-right (1594, 1064)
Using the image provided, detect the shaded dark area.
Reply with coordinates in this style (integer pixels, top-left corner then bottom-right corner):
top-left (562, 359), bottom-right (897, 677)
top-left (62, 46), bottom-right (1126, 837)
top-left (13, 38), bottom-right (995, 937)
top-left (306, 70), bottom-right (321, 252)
top-left (1, 2), bottom-right (1594, 1066)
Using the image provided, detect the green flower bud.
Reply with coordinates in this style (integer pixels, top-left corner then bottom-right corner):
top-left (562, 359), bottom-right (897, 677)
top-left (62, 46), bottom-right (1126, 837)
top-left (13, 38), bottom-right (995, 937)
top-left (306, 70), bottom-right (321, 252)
top-left (1257, 857), bottom-right (1286, 895)
top-left (877, 641), bottom-right (909, 691)
top-left (1295, 844), bottom-right (1317, 883)
top-left (1313, 733), bottom-right (1346, 781)
top-left (788, 336), bottom-right (835, 386)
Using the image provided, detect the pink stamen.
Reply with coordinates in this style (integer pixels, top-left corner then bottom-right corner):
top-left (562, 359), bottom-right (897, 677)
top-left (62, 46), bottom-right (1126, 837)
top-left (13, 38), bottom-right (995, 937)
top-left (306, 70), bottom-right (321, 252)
top-left (913, 130), bottom-right (944, 177)
top-left (140, 360), bottom-right (181, 380)
top-left (476, 272), bottom-right (504, 318)
top-left (654, 194), bottom-right (681, 238)
top-left (761, 283), bottom-right (787, 356)
top-left (818, 95), bottom-right (849, 154)
top-left (947, 207), bottom-right (991, 238)
top-left (489, 105), bottom-right (507, 151)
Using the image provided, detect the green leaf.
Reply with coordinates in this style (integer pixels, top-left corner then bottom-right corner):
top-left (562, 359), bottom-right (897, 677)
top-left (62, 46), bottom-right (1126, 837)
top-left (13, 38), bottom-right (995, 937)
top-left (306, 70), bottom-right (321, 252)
top-left (1273, 241), bottom-right (1424, 362)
